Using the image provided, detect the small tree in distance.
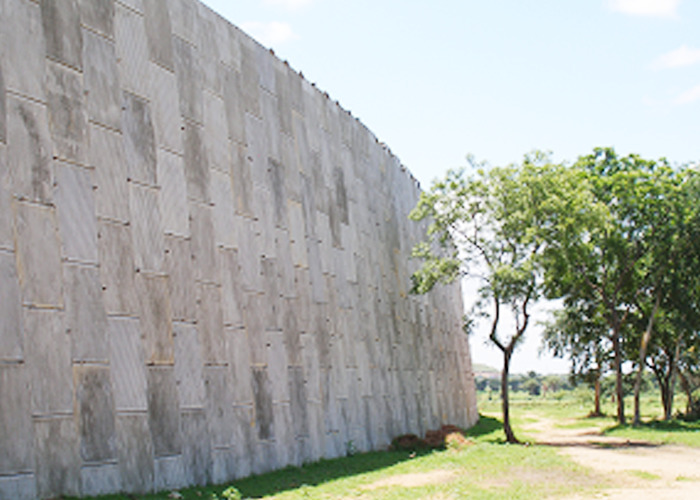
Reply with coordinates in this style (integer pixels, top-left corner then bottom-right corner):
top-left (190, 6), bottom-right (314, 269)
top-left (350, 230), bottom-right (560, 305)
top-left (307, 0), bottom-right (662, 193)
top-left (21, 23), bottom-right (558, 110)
top-left (409, 152), bottom-right (563, 443)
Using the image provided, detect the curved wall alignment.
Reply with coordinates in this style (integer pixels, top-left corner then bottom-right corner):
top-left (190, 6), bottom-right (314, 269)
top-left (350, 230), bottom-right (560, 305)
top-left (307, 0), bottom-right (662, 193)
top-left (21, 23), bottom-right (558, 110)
top-left (0, 0), bottom-right (478, 498)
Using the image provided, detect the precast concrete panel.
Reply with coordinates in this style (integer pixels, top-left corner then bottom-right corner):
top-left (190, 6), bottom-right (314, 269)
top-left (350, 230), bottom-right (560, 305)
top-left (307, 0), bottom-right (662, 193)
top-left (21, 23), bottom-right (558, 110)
top-left (154, 455), bottom-right (186, 491)
top-left (97, 220), bottom-right (138, 316)
top-left (272, 403), bottom-right (294, 467)
top-left (244, 292), bottom-right (267, 365)
top-left (157, 148), bottom-right (189, 237)
top-left (114, 3), bottom-right (150, 98)
top-left (122, 91), bottom-right (157, 186)
top-left (261, 257), bottom-right (281, 330)
top-left (115, 414), bottom-right (154, 494)
top-left (261, 92), bottom-right (280, 161)
top-left (109, 316), bottom-right (148, 412)
top-left (74, 365), bottom-right (117, 463)
top-left (0, 250), bottom-right (23, 361)
top-left (180, 409), bottom-right (212, 486)
top-left (203, 366), bottom-right (234, 447)
top-left (266, 331), bottom-right (289, 403)
top-left (196, 9), bottom-right (223, 94)
top-left (190, 201), bottom-right (218, 283)
top-left (41, 0), bottom-right (82, 71)
top-left (0, 474), bottom-right (36, 500)
top-left (219, 247), bottom-right (244, 327)
top-left (54, 162), bottom-right (98, 263)
top-left (46, 61), bottom-right (87, 164)
top-left (14, 201), bottom-right (63, 308)
top-left (196, 283), bottom-right (226, 364)
top-left (226, 326), bottom-right (253, 405)
top-left (7, 96), bottom-right (53, 204)
top-left (163, 234), bottom-right (196, 322)
top-left (287, 200), bottom-right (307, 268)
top-left (275, 232), bottom-right (295, 297)
top-left (167, 0), bottom-right (197, 44)
top-left (174, 321), bottom-right (205, 409)
top-left (78, 0), bottom-right (114, 39)
top-left (235, 215), bottom-right (262, 292)
top-left (129, 182), bottom-right (165, 273)
top-left (83, 29), bottom-right (121, 131)
top-left (211, 168), bottom-right (236, 248)
top-left (183, 120), bottom-right (210, 203)
top-left (90, 124), bottom-right (129, 222)
top-left (0, 364), bottom-right (33, 474)
top-left (143, 0), bottom-right (174, 71)
top-left (64, 263), bottom-right (109, 362)
top-left (230, 141), bottom-right (253, 216)
top-left (80, 463), bottom-right (121, 498)
top-left (1, 0), bottom-right (45, 101)
top-left (173, 36), bottom-right (203, 123)
top-left (147, 366), bottom-right (182, 456)
top-left (136, 273), bottom-right (174, 364)
top-left (150, 63), bottom-right (183, 154)
top-left (33, 417), bottom-right (81, 499)
top-left (239, 42), bottom-right (260, 118)
top-left (223, 68), bottom-right (245, 144)
top-left (251, 366), bottom-right (274, 440)
top-left (203, 91), bottom-right (229, 171)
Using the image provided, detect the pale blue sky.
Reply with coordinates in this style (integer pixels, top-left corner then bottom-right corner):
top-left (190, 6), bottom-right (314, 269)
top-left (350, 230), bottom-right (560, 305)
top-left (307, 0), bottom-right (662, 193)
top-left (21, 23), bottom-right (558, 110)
top-left (200, 0), bottom-right (700, 373)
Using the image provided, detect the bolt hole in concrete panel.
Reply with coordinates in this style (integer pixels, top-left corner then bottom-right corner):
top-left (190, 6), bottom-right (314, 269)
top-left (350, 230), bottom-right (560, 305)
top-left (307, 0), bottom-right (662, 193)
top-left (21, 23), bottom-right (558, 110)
top-left (83, 29), bottom-right (121, 131)
top-left (1, 0), bottom-right (46, 101)
top-left (90, 124), bottom-right (130, 222)
top-left (7, 96), bottom-right (54, 204)
top-left (64, 263), bottom-right (109, 362)
top-left (109, 316), bottom-right (148, 412)
top-left (14, 201), bottom-right (63, 308)
top-left (54, 162), bottom-right (99, 263)
top-left (122, 91), bottom-right (157, 187)
top-left (33, 416), bottom-right (81, 499)
top-left (136, 273), bottom-right (174, 364)
top-left (74, 365), bottom-right (117, 463)
top-left (46, 61), bottom-right (87, 164)
top-left (0, 250), bottom-right (24, 361)
top-left (0, 364), bottom-right (33, 475)
top-left (97, 219), bottom-right (138, 316)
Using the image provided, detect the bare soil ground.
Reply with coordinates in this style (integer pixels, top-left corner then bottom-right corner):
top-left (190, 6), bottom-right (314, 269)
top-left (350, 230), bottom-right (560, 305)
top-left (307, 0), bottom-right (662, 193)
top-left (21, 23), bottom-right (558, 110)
top-left (525, 414), bottom-right (700, 500)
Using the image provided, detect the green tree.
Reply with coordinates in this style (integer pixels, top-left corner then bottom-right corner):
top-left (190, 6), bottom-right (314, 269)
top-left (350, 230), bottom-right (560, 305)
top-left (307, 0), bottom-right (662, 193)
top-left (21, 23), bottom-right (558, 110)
top-left (409, 153), bottom-right (558, 443)
top-left (541, 148), bottom-right (665, 424)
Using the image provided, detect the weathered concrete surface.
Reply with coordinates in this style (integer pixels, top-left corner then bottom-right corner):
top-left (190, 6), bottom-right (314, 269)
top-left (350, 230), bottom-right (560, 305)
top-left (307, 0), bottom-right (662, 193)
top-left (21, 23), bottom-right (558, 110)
top-left (0, 0), bottom-right (477, 498)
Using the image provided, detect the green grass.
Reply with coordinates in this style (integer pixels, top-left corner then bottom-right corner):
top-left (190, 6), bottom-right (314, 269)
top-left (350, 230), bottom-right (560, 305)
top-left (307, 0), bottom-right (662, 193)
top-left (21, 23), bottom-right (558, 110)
top-left (70, 389), bottom-right (700, 500)
top-left (627, 470), bottom-right (661, 481)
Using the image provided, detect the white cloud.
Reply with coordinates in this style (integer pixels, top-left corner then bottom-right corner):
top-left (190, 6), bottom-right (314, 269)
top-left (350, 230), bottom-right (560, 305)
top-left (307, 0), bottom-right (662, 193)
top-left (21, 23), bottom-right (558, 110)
top-left (650, 45), bottom-right (700, 70)
top-left (674, 84), bottom-right (700, 104)
top-left (265, 0), bottom-right (312, 10)
top-left (608, 0), bottom-right (680, 18)
top-left (240, 21), bottom-right (299, 46)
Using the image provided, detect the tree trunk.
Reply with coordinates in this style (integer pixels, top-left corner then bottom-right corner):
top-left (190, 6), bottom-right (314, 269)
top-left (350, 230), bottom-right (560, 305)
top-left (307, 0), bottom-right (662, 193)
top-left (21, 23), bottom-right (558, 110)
top-left (501, 349), bottom-right (519, 444)
top-left (594, 375), bottom-right (602, 417)
top-left (665, 340), bottom-right (681, 420)
top-left (612, 329), bottom-right (625, 424)
top-left (633, 295), bottom-right (660, 426)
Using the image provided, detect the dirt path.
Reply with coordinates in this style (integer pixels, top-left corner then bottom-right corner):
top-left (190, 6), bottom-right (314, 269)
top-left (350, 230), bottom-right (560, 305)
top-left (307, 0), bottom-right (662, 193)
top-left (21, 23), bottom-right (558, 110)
top-left (523, 414), bottom-right (700, 500)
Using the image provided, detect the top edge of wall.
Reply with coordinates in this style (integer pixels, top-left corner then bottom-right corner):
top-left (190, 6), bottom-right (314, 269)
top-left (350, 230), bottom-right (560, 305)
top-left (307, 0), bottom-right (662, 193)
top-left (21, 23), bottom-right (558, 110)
top-left (195, 0), bottom-right (423, 191)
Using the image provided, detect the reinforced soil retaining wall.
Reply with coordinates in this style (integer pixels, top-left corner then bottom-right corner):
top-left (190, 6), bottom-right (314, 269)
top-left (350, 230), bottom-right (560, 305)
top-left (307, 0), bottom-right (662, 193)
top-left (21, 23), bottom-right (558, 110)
top-left (0, 0), bottom-right (478, 498)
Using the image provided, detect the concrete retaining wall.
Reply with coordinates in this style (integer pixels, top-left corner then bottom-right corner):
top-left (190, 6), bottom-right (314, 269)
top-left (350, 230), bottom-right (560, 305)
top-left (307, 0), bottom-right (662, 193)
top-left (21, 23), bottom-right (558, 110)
top-left (0, 0), bottom-right (478, 498)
